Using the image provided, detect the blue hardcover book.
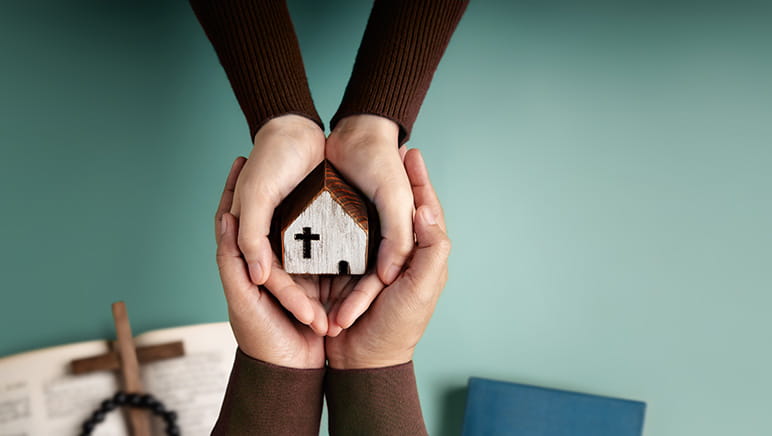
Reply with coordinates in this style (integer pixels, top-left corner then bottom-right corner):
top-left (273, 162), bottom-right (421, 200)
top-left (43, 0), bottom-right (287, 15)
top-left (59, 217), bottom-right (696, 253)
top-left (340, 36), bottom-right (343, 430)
top-left (461, 377), bottom-right (646, 436)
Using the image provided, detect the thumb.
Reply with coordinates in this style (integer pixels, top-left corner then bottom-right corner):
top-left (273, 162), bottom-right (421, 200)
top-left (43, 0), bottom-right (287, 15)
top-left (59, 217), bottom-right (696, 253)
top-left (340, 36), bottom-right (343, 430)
top-left (415, 206), bottom-right (449, 251)
top-left (235, 189), bottom-right (279, 286)
top-left (374, 184), bottom-right (416, 285)
top-left (406, 205), bottom-right (451, 289)
top-left (216, 213), bottom-right (258, 300)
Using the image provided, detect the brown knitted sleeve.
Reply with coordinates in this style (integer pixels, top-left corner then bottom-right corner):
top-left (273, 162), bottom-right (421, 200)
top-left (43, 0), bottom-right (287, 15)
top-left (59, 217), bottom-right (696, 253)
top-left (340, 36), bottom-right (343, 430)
top-left (212, 349), bottom-right (325, 436)
top-left (331, 0), bottom-right (469, 144)
top-left (325, 362), bottom-right (428, 436)
top-left (190, 0), bottom-right (322, 141)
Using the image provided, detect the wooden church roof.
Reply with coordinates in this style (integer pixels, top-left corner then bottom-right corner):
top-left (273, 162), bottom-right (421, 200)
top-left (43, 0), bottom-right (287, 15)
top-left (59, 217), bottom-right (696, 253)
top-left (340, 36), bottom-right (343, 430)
top-left (277, 160), bottom-right (369, 233)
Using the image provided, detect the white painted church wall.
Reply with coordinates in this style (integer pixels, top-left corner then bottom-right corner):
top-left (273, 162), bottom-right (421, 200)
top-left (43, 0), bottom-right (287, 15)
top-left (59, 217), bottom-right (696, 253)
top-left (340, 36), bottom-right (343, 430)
top-left (283, 191), bottom-right (367, 274)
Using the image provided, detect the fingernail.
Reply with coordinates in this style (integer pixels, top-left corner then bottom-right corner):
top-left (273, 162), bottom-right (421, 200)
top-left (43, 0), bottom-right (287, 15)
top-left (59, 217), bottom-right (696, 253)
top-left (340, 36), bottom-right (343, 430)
top-left (249, 262), bottom-right (263, 284)
top-left (422, 207), bottom-right (437, 225)
top-left (298, 304), bottom-right (314, 325)
top-left (385, 264), bottom-right (401, 284)
top-left (220, 215), bottom-right (228, 235)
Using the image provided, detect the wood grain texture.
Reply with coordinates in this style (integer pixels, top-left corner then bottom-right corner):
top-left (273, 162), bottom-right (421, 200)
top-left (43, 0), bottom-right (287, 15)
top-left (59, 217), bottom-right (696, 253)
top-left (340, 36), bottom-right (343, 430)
top-left (323, 161), bottom-right (368, 231)
top-left (70, 341), bottom-right (185, 375)
top-left (112, 302), bottom-right (151, 436)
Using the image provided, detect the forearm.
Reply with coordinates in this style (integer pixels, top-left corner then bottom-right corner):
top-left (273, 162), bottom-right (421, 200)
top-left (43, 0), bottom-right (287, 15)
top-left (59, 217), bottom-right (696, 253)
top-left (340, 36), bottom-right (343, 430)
top-left (213, 349), bottom-right (325, 436)
top-left (325, 362), bottom-right (427, 436)
top-left (331, 0), bottom-right (469, 144)
top-left (190, 0), bottom-right (322, 140)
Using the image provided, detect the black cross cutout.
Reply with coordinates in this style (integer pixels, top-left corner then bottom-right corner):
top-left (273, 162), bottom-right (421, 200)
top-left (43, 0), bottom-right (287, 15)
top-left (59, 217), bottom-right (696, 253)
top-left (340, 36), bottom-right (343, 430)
top-left (294, 227), bottom-right (320, 259)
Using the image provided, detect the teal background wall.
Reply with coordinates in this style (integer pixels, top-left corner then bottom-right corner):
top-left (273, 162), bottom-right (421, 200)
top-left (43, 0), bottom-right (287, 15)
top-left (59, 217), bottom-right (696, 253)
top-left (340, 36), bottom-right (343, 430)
top-left (2, 1), bottom-right (771, 435)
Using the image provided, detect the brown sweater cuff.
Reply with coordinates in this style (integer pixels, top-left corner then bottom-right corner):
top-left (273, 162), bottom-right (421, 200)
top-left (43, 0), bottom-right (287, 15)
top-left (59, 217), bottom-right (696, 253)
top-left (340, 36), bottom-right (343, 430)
top-left (212, 349), bottom-right (325, 436)
top-left (325, 361), bottom-right (427, 436)
top-left (190, 0), bottom-right (323, 141)
top-left (331, 0), bottom-right (469, 144)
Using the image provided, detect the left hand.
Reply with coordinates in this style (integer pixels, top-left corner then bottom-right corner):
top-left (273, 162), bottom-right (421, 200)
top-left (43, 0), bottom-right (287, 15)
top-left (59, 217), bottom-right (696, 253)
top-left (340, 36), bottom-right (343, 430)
top-left (215, 157), bottom-right (326, 368)
top-left (230, 114), bottom-right (325, 304)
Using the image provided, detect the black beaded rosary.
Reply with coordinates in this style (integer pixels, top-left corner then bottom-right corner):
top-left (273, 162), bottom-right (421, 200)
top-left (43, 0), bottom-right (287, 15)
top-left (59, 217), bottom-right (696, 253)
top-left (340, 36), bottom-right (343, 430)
top-left (81, 391), bottom-right (179, 436)
top-left (71, 302), bottom-right (188, 436)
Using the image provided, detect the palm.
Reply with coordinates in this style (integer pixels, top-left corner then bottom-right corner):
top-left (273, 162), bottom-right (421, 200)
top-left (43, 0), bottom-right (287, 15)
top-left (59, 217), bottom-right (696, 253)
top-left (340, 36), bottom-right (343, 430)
top-left (324, 269), bottom-right (424, 368)
top-left (228, 271), bottom-right (325, 367)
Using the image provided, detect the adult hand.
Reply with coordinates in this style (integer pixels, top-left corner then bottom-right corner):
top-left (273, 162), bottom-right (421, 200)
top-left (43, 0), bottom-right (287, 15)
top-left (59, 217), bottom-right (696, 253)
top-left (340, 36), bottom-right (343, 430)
top-left (325, 149), bottom-right (450, 368)
top-left (216, 157), bottom-right (325, 368)
top-left (326, 115), bottom-right (415, 287)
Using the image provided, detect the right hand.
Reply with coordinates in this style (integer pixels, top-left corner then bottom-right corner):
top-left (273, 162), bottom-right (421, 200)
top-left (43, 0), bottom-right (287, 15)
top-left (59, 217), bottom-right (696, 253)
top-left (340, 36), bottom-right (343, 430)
top-left (326, 115), bottom-right (415, 286)
top-left (325, 149), bottom-right (450, 369)
top-left (217, 157), bottom-right (326, 368)
top-left (229, 115), bottom-right (327, 328)
top-left (323, 115), bottom-right (414, 332)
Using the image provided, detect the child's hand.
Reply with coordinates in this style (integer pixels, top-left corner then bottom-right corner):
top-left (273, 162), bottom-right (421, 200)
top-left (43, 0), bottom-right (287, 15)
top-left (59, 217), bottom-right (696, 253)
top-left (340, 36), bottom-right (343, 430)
top-left (230, 115), bottom-right (325, 286)
top-left (326, 115), bottom-right (415, 286)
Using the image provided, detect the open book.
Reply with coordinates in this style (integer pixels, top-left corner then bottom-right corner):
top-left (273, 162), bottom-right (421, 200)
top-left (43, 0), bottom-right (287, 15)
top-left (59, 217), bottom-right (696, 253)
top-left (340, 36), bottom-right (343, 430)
top-left (0, 322), bottom-right (237, 436)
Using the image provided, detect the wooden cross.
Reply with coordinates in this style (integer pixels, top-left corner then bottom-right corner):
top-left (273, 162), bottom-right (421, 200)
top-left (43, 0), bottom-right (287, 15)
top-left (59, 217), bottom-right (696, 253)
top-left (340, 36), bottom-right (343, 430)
top-left (294, 226), bottom-right (320, 259)
top-left (70, 302), bottom-right (185, 436)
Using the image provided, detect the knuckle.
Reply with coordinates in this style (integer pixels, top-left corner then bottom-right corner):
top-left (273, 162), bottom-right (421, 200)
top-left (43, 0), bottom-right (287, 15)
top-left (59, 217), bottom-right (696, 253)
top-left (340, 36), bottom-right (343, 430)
top-left (397, 237), bottom-right (415, 256)
top-left (237, 234), bottom-right (260, 254)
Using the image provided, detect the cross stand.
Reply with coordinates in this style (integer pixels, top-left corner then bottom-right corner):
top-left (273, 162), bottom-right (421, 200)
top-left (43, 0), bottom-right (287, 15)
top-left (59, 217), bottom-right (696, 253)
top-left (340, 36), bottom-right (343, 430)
top-left (70, 302), bottom-right (185, 436)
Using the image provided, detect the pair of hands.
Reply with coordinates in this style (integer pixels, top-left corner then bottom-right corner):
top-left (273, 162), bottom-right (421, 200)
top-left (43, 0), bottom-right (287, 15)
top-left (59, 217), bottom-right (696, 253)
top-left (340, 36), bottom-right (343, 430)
top-left (227, 114), bottom-right (416, 335)
top-left (215, 143), bottom-right (450, 369)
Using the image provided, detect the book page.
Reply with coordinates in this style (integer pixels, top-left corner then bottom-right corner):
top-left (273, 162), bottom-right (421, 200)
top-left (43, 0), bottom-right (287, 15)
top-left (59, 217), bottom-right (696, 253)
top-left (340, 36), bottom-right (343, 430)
top-left (136, 323), bottom-right (236, 435)
top-left (0, 340), bottom-right (125, 436)
top-left (0, 322), bottom-right (236, 436)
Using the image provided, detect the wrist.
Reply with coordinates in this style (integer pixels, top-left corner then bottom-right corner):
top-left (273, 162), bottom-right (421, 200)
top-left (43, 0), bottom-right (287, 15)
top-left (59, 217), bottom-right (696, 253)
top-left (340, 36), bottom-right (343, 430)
top-left (239, 343), bottom-right (324, 369)
top-left (327, 352), bottom-right (413, 370)
top-left (333, 114), bottom-right (399, 137)
top-left (256, 114), bottom-right (325, 146)
top-left (253, 114), bottom-right (325, 165)
top-left (327, 115), bottom-right (399, 156)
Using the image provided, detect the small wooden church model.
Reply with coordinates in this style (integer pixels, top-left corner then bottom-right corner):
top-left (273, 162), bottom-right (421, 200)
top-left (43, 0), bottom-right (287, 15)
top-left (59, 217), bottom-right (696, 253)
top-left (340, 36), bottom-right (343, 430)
top-left (272, 160), bottom-right (375, 275)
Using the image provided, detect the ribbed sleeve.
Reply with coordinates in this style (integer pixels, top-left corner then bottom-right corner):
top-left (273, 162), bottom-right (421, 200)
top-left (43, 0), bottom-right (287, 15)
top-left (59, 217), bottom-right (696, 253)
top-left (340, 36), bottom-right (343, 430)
top-left (190, 0), bottom-right (323, 141)
top-left (331, 0), bottom-right (469, 144)
top-left (325, 362), bottom-right (428, 436)
top-left (212, 349), bottom-right (325, 436)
